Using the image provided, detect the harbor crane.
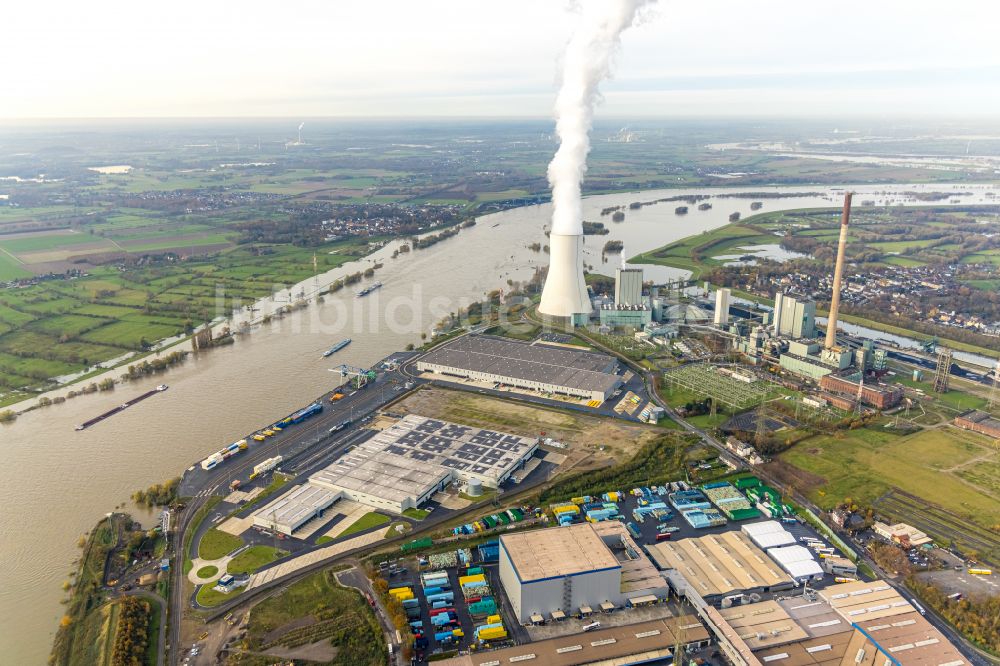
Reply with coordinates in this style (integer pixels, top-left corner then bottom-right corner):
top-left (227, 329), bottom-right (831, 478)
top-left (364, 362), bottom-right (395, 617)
top-left (330, 364), bottom-right (376, 389)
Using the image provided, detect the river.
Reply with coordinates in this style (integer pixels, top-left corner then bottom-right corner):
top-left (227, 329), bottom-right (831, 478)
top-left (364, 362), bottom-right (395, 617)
top-left (1, 182), bottom-right (996, 664)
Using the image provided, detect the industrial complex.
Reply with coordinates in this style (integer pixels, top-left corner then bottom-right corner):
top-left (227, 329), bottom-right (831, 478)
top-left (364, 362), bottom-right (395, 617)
top-left (254, 414), bottom-right (538, 533)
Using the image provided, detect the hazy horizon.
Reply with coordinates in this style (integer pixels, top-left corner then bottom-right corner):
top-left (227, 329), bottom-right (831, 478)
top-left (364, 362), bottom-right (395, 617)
top-left (6, 0), bottom-right (999, 119)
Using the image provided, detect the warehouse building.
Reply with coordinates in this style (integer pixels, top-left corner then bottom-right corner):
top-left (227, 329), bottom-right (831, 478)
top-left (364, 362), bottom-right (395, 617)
top-left (252, 483), bottom-right (341, 535)
top-left (498, 522), bottom-right (667, 623)
top-left (257, 415), bottom-right (538, 531)
top-left (646, 530), bottom-right (794, 600)
top-left (954, 409), bottom-right (1000, 438)
top-left (713, 580), bottom-right (967, 666)
top-left (741, 520), bottom-right (797, 550)
top-left (311, 414), bottom-right (538, 513)
top-left (434, 617), bottom-right (710, 666)
top-left (417, 335), bottom-right (622, 402)
top-left (766, 545), bottom-right (824, 583)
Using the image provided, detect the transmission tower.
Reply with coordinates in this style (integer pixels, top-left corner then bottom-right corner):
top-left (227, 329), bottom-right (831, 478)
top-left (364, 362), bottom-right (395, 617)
top-left (755, 407), bottom-right (768, 447)
top-left (933, 348), bottom-right (953, 393)
top-left (989, 361), bottom-right (1000, 410)
top-left (853, 375), bottom-right (865, 417)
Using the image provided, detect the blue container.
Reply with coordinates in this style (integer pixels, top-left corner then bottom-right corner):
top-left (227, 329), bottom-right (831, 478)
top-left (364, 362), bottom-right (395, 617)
top-left (431, 600), bottom-right (448, 609)
top-left (426, 592), bottom-right (454, 604)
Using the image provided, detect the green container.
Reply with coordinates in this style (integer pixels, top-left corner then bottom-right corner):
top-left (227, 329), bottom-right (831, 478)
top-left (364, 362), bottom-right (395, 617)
top-left (401, 537), bottom-right (433, 553)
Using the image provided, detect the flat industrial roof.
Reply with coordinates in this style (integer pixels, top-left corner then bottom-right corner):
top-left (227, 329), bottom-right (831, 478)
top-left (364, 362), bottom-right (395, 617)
top-left (418, 334), bottom-right (621, 394)
top-left (647, 530), bottom-right (792, 597)
top-left (818, 580), bottom-right (916, 622)
top-left (310, 451), bottom-right (449, 504)
top-left (851, 611), bottom-right (967, 666)
top-left (719, 580), bottom-right (968, 666)
top-left (719, 601), bottom-right (809, 650)
top-left (253, 483), bottom-right (340, 530)
top-left (310, 414), bottom-right (537, 504)
top-left (591, 520), bottom-right (665, 593)
top-left (501, 523), bottom-right (619, 583)
top-left (435, 616), bottom-right (709, 666)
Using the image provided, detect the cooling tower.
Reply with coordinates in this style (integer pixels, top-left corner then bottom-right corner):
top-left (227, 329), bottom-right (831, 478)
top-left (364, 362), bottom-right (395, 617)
top-left (539, 232), bottom-right (592, 318)
top-left (825, 192), bottom-right (853, 349)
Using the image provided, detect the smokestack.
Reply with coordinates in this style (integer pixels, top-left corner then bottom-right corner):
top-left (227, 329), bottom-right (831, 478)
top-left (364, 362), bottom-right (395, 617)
top-left (537, 0), bottom-right (653, 320)
top-left (825, 192), bottom-right (852, 349)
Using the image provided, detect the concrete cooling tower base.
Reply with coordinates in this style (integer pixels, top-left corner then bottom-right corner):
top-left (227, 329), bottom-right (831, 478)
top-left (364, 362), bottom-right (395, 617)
top-left (539, 232), bottom-right (592, 318)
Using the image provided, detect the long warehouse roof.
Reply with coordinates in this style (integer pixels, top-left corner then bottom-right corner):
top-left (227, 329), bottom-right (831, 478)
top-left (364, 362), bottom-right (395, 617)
top-left (434, 616), bottom-right (710, 666)
top-left (647, 530), bottom-right (792, 596)
top-left (419, 334), bottom-right (621, 394)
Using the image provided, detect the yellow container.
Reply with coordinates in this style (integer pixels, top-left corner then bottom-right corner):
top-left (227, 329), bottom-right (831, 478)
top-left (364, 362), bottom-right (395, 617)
top-left (459, 574), bottom-right (486, 587)
top-left (478, 627), bottom-right (507, 641)
top-left (486, 614), bottom-right (502, 625)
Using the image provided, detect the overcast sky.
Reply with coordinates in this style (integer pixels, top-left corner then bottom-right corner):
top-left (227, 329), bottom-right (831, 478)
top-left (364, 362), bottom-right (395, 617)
top-left (4, 0), bottom-right (999, 118)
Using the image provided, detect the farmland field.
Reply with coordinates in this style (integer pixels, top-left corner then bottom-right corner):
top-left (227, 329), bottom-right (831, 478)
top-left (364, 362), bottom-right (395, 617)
top-left (776, 425), bottom-right (1000, 531)
top-left (0, 236), bottom-right (376, 404)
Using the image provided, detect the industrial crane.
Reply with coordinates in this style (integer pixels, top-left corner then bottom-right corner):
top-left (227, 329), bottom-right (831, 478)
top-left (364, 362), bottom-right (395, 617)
top-left (329, 364), bottom-right (377, 389)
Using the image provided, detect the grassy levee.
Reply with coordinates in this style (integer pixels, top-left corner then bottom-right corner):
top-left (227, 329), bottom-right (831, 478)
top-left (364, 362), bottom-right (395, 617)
top-left (49, 514), bottom-right (124, 665)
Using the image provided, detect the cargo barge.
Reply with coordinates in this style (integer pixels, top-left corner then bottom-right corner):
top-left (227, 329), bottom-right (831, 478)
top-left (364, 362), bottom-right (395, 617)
top-left (356, 281), bottom-right (382, 298)
top-left (322, 338), bottom-right (351, 358)
top-left (75, 384), bottom-right (168, 431)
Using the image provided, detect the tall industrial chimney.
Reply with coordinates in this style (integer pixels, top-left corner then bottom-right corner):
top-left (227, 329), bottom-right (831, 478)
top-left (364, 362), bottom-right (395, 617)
top-left (539, 232), bottom-right (592, 318)
top-left (825, 192), bottom-right (852, 349)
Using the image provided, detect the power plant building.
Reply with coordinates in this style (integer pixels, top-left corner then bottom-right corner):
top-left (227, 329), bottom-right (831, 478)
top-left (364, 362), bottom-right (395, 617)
top-left (954, 410), bottom-right (1000, 438)
top-left (614, 267), bottom-right (644, 306)
top-left (417, 335), bottom-right (622, 401)
top-left (599, 303), bottom-right (652, 329)
top-left (714, 288), bottom-right (731, 326)
top-left (779, 340), bottom-right (852, 381)
top-left (819, 371), bottom-right (904, 409)
top-left (773, 293), bottom-right (816, 339)
top-left (499, 522), bottom-right (667, 622)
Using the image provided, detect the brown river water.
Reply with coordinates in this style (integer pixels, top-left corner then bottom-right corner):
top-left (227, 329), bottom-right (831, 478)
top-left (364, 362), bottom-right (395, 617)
top-left (1, 183), bottom-right (995, 663)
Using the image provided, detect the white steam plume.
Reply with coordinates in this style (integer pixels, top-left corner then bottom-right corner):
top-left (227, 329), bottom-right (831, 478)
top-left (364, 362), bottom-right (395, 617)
top-left (298, 122), bottom-right (305, 131)
top-left (548, 0), bottom-right (654, 236)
